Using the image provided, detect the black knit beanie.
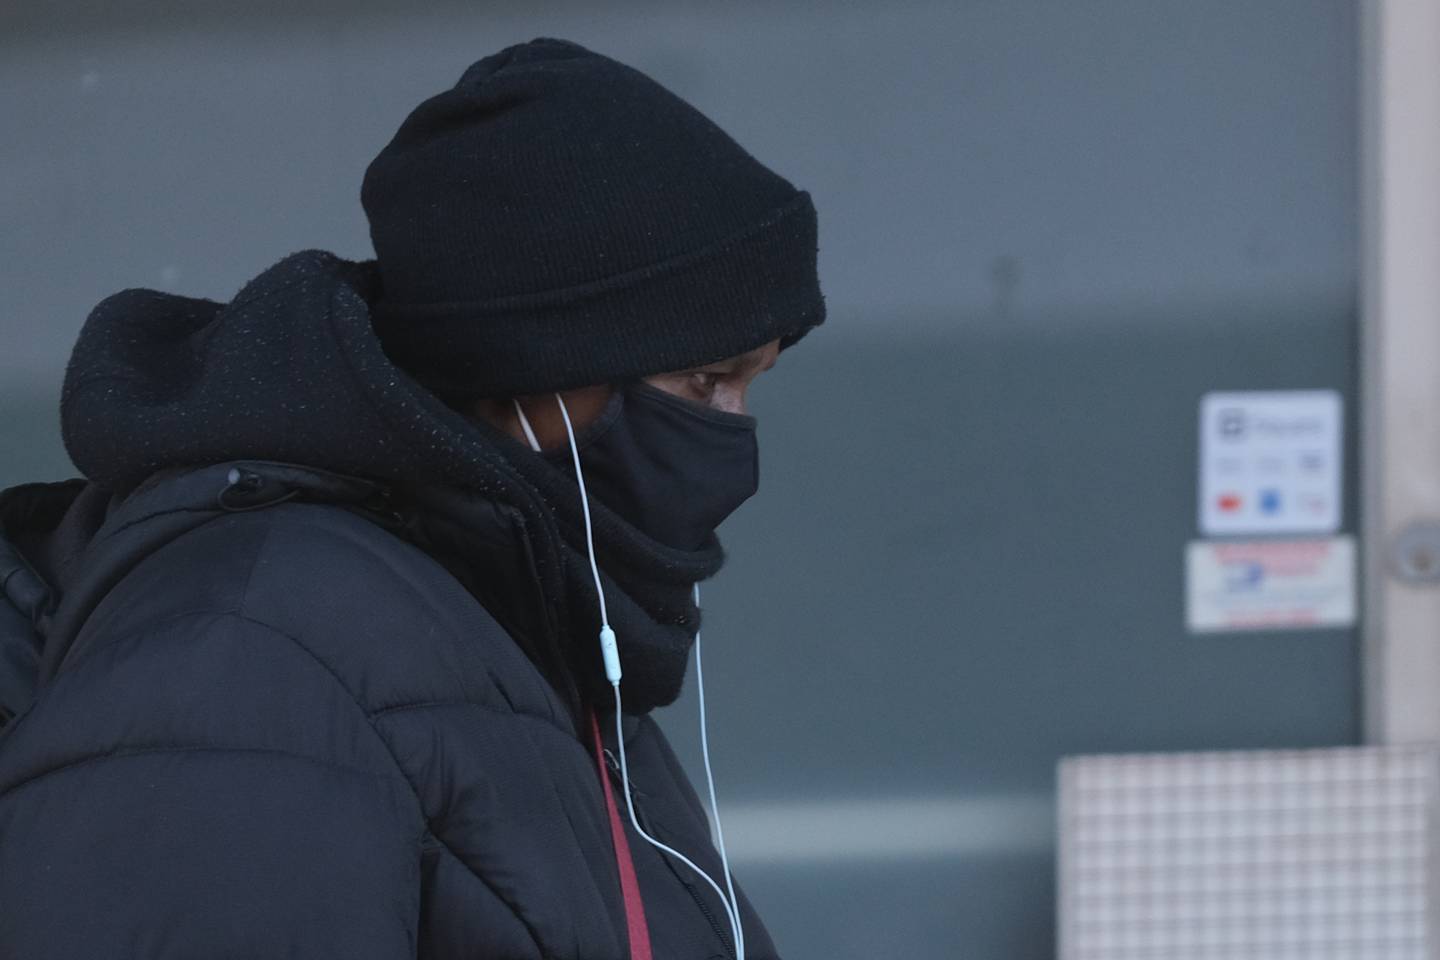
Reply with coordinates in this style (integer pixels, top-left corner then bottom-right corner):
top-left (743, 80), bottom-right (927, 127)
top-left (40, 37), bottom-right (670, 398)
top-left (361, 38), bottom-right (824, 398)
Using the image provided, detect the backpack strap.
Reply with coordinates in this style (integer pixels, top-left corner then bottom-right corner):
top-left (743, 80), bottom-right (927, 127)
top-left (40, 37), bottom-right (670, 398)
top-left (0, 534), bottom-right (49, 728)
top-left (0, 479), bottom-right (87, 729)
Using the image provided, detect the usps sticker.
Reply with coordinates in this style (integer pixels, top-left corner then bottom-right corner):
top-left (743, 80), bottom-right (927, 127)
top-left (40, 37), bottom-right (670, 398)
top-left (1186, 537), bottom-right (1356, 633)
top-left (1199, 391), bottom-right (1342, 536)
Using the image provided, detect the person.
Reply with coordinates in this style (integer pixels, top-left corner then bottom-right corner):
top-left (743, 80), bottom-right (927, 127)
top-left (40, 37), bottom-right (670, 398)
top-left (0, 38), bottom-right (823, 959)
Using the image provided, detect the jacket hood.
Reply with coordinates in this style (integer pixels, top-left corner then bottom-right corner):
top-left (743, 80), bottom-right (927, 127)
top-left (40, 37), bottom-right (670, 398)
top-left (56, 248), bottom-right (592, 694)
top-left (63, 249), bottom-right (533, 498)
top-left (8, 253), bottom-right (495, 723)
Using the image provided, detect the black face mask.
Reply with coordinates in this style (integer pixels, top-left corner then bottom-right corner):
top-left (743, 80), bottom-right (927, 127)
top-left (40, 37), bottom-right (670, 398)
top-left (541, 382), bottom-right (759, 551)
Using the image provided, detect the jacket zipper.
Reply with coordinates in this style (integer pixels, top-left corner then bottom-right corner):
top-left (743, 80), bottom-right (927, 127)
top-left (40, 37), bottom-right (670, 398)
top-left (602, 752), bottom-right (737, 960)
top-left (684, 880), bottom-right (737, 960)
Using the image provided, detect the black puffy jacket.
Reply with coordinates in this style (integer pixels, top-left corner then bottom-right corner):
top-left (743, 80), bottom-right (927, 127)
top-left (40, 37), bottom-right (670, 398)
top-left (0, 249), bottom-right (781, 959)
top-left (0, 461), bottom-right (776, 959)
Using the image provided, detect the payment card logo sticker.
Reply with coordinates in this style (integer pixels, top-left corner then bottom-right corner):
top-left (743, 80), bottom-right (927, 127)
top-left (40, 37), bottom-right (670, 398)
top-left (1198, 391), bottom-right (1342, 536)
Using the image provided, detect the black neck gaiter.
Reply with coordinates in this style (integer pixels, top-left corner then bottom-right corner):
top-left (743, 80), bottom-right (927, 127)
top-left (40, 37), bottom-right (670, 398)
top-left (400, 385), bottom-right (757, 716)
top-left (518, 383), bottom-right (759, 711)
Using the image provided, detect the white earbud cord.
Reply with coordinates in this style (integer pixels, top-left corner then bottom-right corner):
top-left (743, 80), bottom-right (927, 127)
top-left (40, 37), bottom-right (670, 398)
top-left (512, 397), bottom-right (543, 455)
top-left (694, 581), bottom-right (745, 960)
top-left (540, 394), bottom-right (745, 960)
top-left (611, 686), bottom-right (745, 960)
top-left (551, 396), bottom-right (611, 631)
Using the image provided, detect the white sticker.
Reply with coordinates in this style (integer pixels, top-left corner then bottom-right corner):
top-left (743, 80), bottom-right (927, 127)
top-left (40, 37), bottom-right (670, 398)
top-left (1199, 390), bottom-right (1342, 536)
top-left (1186, 537), bottom-right (1356, 633)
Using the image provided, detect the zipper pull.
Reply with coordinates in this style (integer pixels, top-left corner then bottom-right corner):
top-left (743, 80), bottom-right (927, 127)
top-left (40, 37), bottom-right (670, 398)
top-left (602, 748), bottom-right (645, 801)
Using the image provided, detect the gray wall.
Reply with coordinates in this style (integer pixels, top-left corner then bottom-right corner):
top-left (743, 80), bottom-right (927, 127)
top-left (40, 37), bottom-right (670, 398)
top-left (1, 2), bottom-right (1358, 956)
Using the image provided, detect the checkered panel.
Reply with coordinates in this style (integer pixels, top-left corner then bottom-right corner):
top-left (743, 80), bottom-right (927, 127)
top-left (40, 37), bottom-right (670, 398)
top-left (1059, 746), bottom-right (1436, 960)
